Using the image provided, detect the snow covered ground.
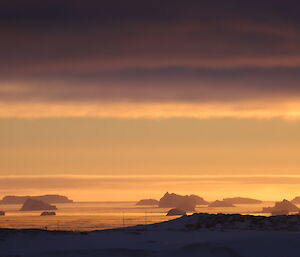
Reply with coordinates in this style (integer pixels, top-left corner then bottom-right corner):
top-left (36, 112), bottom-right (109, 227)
top-left (1, 213), bottom-right (300, 257)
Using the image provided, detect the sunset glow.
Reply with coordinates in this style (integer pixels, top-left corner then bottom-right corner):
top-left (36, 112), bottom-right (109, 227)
top-left (1, 0), bottom-right (300, 202)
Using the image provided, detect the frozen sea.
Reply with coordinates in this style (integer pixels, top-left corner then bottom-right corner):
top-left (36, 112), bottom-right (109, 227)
top-left (0, 201), bottom-right (278, 231)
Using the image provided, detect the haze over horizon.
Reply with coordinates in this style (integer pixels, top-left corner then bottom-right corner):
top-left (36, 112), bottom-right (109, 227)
top-left (1, 0), bottom-right (300, 201)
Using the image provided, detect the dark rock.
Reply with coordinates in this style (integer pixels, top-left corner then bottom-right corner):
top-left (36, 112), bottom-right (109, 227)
top-left (188, 194), bottom-right (209, 205)
top-left (0, 211), bottom-right (5, 216)
top-left (166, 208), bottom-right (187, 216)
top-left (222, 197), bottom-right (262, 204)
top-left (271, 210), bottom-right (289, 216)
top-left (20, 198), bottom-right (57, 211)
top-left (0, 195), bottom-right (73, 204)
top-left (41, 211), bottom-right (56, 216)
top-left (209, 200), bottom-right (235, 207)
top-left (176, 200), bottom-right (196, 212)
top-left (136, 199), bottom-right (159, 205)
top-left (262, 199), bottom-right (299, 214)
top-left (291, 196), bottom-right (300, 204)
top-left (184, 213), bottom-right (300, 231)
top-left (159, 192), bottom-right (207, 211)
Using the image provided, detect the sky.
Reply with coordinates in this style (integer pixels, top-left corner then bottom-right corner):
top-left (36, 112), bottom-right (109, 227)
top-left (1, 0), bottom-right (300, 201)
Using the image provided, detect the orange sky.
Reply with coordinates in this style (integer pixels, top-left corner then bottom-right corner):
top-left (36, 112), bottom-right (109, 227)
top-left (1, 117), bottom-right (300, 201)
top-left (1, 1), bottom-right (300, 201)
top-left (1, 117), bottom-right (300, 175)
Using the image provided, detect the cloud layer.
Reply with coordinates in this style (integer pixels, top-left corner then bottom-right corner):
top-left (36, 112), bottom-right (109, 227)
top-left (1, 1), bottom-right (300, 118)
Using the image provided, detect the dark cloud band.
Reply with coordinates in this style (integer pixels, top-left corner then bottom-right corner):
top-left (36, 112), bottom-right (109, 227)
top-left (1, 0), bottom-right (300, 116)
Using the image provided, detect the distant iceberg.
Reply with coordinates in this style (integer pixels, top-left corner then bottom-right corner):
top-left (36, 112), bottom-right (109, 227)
top-left (20, 198), bottom-right (57, 211)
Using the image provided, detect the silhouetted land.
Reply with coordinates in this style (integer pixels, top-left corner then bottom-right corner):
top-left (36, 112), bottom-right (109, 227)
top-left (136, 199), bottom-right (159, 205)
top-left (262, 199), bottom-right (299, 214)
top-left (208, 200), bottom-right (235, 207)
top-left (20, 199), bottom-right (57, 211)
top-left (0, 195), bottom-right (73, 204)
top-left (223, 197), bottom-right (262, 204)
top-left (291, 196), bottom-right (300, 204)
top-left (2, 213), bottom-right (300, 257)
top-left (159, 192), bottom-right (208, 212)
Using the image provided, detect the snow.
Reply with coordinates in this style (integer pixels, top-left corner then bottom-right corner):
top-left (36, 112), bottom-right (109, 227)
top-left (1, 213), bottom-right (300, 257)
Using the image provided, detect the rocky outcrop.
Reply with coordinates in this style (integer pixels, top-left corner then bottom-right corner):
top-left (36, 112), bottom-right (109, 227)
top-left (0, 195), bottom-right (73, 204)
top-left (159, 192), bottom-right (207, 211)
top-left (136, 199), bottom-right (159, 205)
top-left (189, 194), bottom-right (209, 205)
top-left (291, 196), bottom-right (300, 204)
top-left (184, 213), bottom-right (300, 231)
top-left (270, 210), bottom-right (289, 216)
top-left (262, 199), bottom-right (299, 214)
top-left (20, 199), bottom-right (57, 211)
top-left (41, 211), bottom-right (56, 216)
top-left (166, 208), bottom-right (187, 216)
top-left (208, 200), bottom-right (235, 207)
top-left (223, 197), bottom-right (262, 204)
top-left (175, 201), bottom-right (196, 212)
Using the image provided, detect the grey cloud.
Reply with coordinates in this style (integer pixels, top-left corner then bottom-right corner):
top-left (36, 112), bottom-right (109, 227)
top-left (1, 67), bottom-right (300, 103)
top-left (1, 0), bottom-right (300, 105)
